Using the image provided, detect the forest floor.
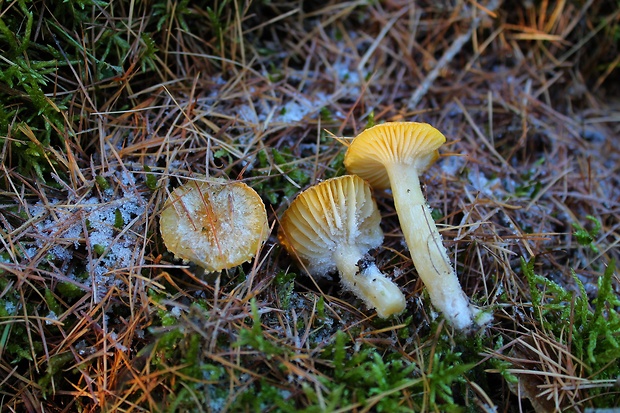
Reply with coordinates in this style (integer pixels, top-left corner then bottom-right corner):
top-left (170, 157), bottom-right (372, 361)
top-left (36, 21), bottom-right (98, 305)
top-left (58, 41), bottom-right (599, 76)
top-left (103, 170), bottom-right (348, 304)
top-left (0, 1), bottom-right (619, 412)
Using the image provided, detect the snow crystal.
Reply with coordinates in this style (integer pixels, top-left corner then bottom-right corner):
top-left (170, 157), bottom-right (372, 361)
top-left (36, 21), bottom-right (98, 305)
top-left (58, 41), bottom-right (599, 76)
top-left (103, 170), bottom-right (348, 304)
top-left (467, 168), bottom-right (503, 198)
top-left (28, 201), bottom-right (47, 218)
top-left (333, 61), bottom-right (361, 84)
top-left (331, 60), bottom-right (364, 96)
top-left (120, 170), bottom-right (136, 186)
top-left (208, 396), bottom-right (226, 413)
top-left (237, 104), bottom-right (263, 123)
top-left (441, 155), bottom-right (465, 176)
top-left (23, 247), bottom-right (38, 260)
top-left (275, 91), bottom-right (335, 123)
top-left (45, 311), bottom-right (58, 325)
top-left (170, 306), bottom-right (182, 318)
top-left (49, 244), bottom-right (73, 261)
top-left (2, 300), bottom-right (18, 315)
top-left (109, 331), bottom-right (128, 352)
top-left (276, 100), bottom-right (313, 123)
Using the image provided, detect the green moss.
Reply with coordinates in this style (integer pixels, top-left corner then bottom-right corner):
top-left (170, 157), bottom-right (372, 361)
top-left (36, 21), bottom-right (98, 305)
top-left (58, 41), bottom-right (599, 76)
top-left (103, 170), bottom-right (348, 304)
top-left (230, 380), bottom-right (296, 412)
top-left (275, 270), bottom-right (296, 310)
top-left (316, 296), bottom-right (326, 321)
top-left (95, 175), bottom-right (110, 191)
top-left (38, 351), bottom-right (75, 396)
top-left (522, 257), bottom-right (620, 406)
top-left (307, 330), bottom-right (424, 411)
top-left (365, 110), bottom-right (376, 129)
top-left (44, 288), bottom-right (63, 316)
top-left (572, 215), bottom-right (602, 254)
top-left (253, 148), bottom-right (311, 204)
top-left (324, 151), bottom-right (346, 179)
top-left (114, 209), bottom-right (124, 229)
top-left (319, 106), bottom-right (333, 121)
top-left (56, 281), bottom-right (84, 299)
top-left (93, 244), bottom-right (106, 256)
top-left (235, 298), bottom-right (284, 357)
top-left (431, 208), bottom-right (444, 222)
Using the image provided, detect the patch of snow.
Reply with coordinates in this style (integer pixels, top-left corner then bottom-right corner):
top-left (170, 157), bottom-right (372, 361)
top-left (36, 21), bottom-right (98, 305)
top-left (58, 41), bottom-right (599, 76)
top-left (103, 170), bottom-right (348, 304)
top-left (441, 155), bottom-right (465, 176)
top-left (109, 331), bottom-right (128, 352)
top-left (276, 99), bottom-right (314, 123)
top-left (333, 61), bottom-right (361, 84)
top-left (467, 168), bottom-right (503, 198)
top-left (274, 91), bottom-right (332, 123)
top-left (2, 300), bottom-right (18, 315)
top-left (237, 104), bottom-right (258, 123)
top-left (24, 167), bottom-right (151, 303)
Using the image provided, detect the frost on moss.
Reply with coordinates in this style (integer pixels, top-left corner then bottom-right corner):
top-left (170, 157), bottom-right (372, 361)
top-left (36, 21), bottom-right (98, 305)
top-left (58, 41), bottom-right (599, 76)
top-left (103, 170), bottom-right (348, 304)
top-left (23, 168), bottom-right (151, 302)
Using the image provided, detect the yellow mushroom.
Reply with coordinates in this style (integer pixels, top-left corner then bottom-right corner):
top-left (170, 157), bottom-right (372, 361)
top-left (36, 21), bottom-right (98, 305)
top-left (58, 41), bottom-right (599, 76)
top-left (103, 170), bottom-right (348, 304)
top-left (345, 122), bottom-right (491, 330)
top-left (278, 175), bottom-right (406, 318)
top-left (160, 178), bottom-right (268, 272)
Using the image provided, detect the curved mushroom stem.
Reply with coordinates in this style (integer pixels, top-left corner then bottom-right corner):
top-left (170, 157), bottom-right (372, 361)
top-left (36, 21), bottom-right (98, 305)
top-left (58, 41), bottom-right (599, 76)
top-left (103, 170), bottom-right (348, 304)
top-left (333, 245), bottom-right (406, 318)
top-left (386, 163), bottom-right (488, 330)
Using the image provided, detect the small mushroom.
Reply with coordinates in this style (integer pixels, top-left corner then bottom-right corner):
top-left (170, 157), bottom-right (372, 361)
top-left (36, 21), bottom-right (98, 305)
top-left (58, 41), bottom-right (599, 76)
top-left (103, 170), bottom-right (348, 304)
top-left (160, 178), bottom-right (268, 272)
top-left (278, 175), bottom-right (406, 318)
top-left (344, 122), bottom-right (490, 330)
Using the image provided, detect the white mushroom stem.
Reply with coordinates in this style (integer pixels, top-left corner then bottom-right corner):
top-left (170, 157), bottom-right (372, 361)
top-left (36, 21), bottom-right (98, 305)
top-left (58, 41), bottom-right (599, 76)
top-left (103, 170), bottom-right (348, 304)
top-left (333, 244), bottom-right (406, 319)
top-left (386, 163), bottom-right (483, 330)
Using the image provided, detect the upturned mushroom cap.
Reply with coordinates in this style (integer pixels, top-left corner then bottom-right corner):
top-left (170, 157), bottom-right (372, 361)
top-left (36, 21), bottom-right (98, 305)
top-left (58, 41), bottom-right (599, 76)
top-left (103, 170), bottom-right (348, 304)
top-left (160, 179), bottom-right (268, 272)
top-left (344, 122), bottom-right (446, 190)
top-left (278, 175), bottom-right (382, 276)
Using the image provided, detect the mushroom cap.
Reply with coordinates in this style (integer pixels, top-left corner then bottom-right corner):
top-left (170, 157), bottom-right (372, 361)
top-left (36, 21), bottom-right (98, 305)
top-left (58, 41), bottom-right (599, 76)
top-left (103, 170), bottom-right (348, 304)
top-left (160, 179), bottom-right (268, 272)
top-left (278, 175), bottom-right (383, 276)
top-left (344, 122), bottom-right (446, 189)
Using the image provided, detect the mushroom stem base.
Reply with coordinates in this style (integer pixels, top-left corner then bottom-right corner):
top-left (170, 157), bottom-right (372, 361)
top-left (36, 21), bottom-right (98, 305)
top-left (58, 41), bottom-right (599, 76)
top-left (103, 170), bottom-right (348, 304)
top-left (334, 246), bottom-right (406, 318)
